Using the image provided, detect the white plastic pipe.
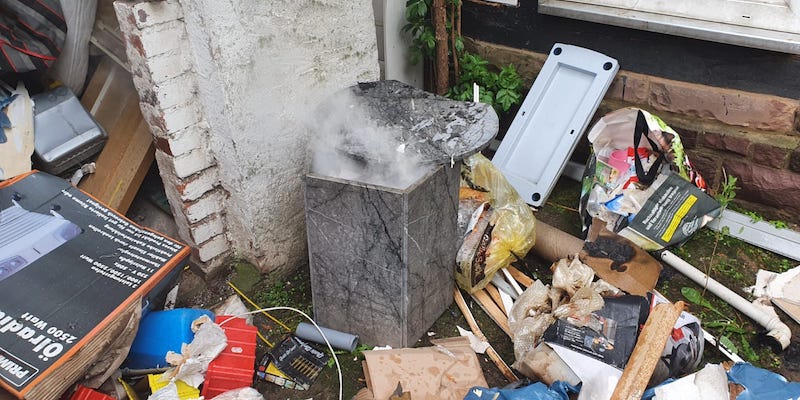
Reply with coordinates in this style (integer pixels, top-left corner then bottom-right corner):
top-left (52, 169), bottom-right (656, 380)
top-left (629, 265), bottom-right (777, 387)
top-left (660, 250), bottom-right (791, 350)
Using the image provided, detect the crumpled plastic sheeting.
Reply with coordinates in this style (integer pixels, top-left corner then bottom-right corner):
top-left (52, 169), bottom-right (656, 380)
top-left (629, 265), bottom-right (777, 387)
top-left (163, 315), bottom-right (228, 388)
top-left (463, 381), bottom-right (579, 400)
top-left (509, 258), bottom-right (617, 385)
top-left (509, 280), bottom-right (554, 356)
top-left (456, 153), bottom-right (537, 292)
top-left (512, 315), bottom-right (556, 364)
top-left (148, 382), bottom-right (179, 400)
top-left (509, 280), bottom-right (553, 330)
top-left (591, 280), bottom-right (622, 297)
top-left (211, 387), bottom-right (265, 400)
top-left (551, 256), bottom-right (595, 296)
top-left (212, 295), bottom-right (253, 324)
top-left (514, 343), bottom-right (581, 387)
top-left (727, 362), bottom-right (800, 400)
top-left (553, 286), bottom-right (604, 322)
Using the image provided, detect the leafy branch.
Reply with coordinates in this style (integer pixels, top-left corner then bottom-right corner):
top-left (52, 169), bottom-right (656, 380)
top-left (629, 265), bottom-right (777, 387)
top-left (681, 286), bottom-right (758, 362)
top-left (403, 0), bottom-right (523, 115)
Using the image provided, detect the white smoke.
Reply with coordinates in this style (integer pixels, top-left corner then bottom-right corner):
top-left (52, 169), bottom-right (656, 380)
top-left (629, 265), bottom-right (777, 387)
top-left (307, 91), bottom-right (434, 190)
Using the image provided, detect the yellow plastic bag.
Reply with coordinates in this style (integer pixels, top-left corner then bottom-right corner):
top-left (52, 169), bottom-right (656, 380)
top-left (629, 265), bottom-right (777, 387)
top-left (455, 153), bottom-right (536, 293)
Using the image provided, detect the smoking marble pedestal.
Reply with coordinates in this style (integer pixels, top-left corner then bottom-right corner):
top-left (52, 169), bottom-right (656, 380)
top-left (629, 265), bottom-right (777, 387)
top-left (303, 163), bottom-right (460, 347)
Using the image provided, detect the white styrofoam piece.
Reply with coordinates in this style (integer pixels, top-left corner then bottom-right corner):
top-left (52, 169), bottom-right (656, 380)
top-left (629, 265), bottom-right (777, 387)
top-left (491, 274), bottom-right (519, 301)
top-left (492, 43), bottom-right (618, 207)
top-left (501, 268), bottom-right (524, 296)
top-left (707, 209), bottom-right (800, 261)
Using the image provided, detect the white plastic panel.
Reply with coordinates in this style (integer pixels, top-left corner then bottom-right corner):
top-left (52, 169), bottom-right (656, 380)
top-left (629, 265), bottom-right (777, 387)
top-left (492, 43), bottom-right (618, 207)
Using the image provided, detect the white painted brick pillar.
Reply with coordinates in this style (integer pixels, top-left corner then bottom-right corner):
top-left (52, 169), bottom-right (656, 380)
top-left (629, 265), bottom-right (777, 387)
top-left (115, 0), bottom-right (232, 273)
top-left (114, 0), bottom-right (379, 274)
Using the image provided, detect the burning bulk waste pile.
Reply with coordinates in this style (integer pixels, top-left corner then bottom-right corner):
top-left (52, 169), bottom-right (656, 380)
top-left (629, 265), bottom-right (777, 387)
top-left (308, 81), bottom-right (498, 189)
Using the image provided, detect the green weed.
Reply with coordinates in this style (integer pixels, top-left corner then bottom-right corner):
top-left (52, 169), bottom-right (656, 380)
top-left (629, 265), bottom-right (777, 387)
top-left (715, 172), bottom-right (738, 210)
top-left (682, 287), bottom-right (758, 362)
top-left (769, 220), bottom-right (789, 230)
top-left (777, 259), bottom-right (793, 273)
top-left (746, 211), bottom-right (763, 223)
top-left (403, 0), bottom-right (523, 115)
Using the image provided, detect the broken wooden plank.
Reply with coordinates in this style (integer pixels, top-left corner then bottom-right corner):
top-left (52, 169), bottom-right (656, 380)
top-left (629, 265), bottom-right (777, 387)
top-left (484, 284), bottom-right (508, 316)
top-left (453, 288), bottom-right (518, 383)
top-left (470, 289), bottom-right (512, 337)
top-left (506, 265), bottom-right (534, 287)
top-left (79, 58), bottom-right (155, 214)
top-left (610, 301), bottom-right (684, 400)
top-left (90, 0), bottom-right (129, 71)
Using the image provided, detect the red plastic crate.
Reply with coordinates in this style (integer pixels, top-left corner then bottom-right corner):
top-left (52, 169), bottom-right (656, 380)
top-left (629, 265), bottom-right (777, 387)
top-left (201, 316), bottom-right (258, 399)
top-left (71, 385), bottom-right (115, 400)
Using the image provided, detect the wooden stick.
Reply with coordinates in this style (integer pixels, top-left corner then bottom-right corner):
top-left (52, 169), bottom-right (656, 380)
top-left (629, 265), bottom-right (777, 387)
top-left (484, 284), bottom-right (508, 316)
top-left (471, 289), bottom-right (512, 337)
top-left (449, 0), bottom-right (459, 82)
top-left (610, 301), bottom-right (684, 400)
top-left (454, 288), bottom-right (519, 383)
top-left (432, 0), bottom-right (449, 94)
top-left (506, 265), bottom-right (534, 288)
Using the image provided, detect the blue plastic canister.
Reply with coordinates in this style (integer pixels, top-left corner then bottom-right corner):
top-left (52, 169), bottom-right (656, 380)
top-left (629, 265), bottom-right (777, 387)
top-left (124, 308), bottom-right (214, 369)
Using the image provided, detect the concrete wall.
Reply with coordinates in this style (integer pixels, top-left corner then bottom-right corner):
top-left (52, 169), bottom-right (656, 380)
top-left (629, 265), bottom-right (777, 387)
top-left (116, 0), bottom-right (379, 274)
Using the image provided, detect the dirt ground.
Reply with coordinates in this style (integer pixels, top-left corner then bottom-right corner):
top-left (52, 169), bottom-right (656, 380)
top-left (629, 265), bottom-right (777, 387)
top-left (159, 174), bottom-right (799, 400)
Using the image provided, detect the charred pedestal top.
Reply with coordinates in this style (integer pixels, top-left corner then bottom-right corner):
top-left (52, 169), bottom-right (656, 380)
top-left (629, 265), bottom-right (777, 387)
top-left (312, 80), bottom-right (499, 166)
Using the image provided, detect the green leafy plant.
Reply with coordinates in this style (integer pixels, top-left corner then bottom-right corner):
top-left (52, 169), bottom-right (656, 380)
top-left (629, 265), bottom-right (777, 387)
top-left (447, 54), bottom-right (523, 113)
top-left (715, 172), bottom-right (738, 211)
top-left (683, 171), bottom-right (761, 361)
top-left (745, 211), bottom-right (763, 223)
top-left (777, 258), bottom-right (793, 273)
top-left (403, 0), bottom-right (436, 65)
top-left (403, 0), bottom-right (523, 115)
top-left (703, 172), bottom-right (738, 280)
top-left (769, 220), bottom-right (789, 230)
top-left (681, 286), bottom-right (758, 362)
top-left (325, 343), bottom-right (374, 368)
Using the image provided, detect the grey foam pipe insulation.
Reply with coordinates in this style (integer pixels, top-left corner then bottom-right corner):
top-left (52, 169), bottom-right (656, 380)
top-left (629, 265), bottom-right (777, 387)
top-left (295, 322), bottom-right (359, 352)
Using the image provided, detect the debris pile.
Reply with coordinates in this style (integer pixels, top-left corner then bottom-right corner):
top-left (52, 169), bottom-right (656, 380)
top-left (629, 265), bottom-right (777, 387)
top-left (1, 34), bottom-right (799, 400)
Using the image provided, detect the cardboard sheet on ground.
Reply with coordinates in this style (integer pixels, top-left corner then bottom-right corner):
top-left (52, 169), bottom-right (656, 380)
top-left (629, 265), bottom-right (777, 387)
top-left (746, 265), bottom-right (800, 323)
top-left (580, 220), bottom-right (662, 296)
top-left (362, 337), bottom-right (487, 400)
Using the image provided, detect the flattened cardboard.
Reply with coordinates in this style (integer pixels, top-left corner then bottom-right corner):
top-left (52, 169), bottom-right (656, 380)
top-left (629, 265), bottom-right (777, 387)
top-left (0, 172), bottom-right (189, 400)
top-left (580, 220), bottom-right (662, 296)
top-left (362, 337), bottom-right (487, 400)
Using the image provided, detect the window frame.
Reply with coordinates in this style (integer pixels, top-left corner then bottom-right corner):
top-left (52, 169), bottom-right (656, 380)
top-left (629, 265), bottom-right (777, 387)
top-left (538, 0), bottom-right (800, 54)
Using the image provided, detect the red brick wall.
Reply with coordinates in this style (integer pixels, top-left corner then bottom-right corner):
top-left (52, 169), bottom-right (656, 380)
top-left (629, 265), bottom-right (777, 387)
top-left (467, 38), bottom-right (800, 224)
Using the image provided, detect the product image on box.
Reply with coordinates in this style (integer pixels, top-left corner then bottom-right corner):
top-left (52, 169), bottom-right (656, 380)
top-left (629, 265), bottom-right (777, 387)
top-left (0, 202), bottom-right (82, 283)
top-left (0, 171), bottom-right (190, 400)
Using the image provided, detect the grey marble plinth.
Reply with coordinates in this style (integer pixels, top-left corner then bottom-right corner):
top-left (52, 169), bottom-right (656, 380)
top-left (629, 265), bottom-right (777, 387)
top-left (303, 163), bottom-right (460, 347)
